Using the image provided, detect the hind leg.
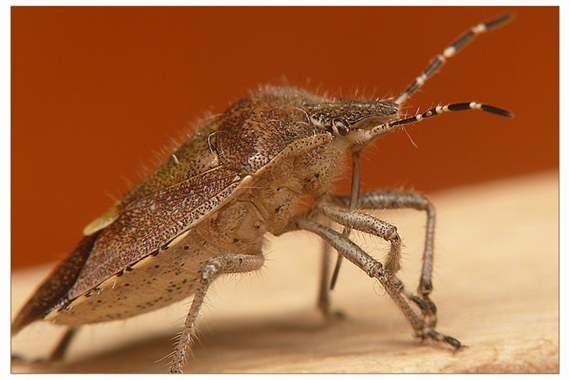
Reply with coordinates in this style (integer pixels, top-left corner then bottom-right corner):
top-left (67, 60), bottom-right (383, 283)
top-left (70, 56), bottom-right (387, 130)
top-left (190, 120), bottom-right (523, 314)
top-left (170, 253), bottom-right (265, 374)
top-left (11, 327), bottom-right (79, 365)
top-left (48, 327), bottom-right (79, 361)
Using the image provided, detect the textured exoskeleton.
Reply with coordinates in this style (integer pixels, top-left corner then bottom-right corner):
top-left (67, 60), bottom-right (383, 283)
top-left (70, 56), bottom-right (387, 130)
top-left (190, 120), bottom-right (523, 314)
top-left (12, 14), bottom-right (513, 373)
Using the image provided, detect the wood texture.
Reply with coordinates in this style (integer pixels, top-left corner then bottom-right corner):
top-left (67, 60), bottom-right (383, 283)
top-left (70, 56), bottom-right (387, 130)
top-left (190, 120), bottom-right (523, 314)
top-left (11, 171), bottom-right (559, 373)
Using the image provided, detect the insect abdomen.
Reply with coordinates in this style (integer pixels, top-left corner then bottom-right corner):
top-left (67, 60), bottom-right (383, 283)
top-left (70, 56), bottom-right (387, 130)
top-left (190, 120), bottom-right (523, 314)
top-left (44, 230), bottom-right (215, 326)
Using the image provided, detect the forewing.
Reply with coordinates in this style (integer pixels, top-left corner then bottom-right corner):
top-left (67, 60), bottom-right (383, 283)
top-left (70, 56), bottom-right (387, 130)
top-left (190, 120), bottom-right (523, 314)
top-left (68, 166), bottom-right (243, 299)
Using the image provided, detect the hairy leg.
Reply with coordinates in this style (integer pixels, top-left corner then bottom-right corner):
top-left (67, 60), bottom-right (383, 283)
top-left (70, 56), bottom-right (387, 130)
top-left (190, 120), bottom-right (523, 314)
top-left (170, 253), bottom-right (265, 373)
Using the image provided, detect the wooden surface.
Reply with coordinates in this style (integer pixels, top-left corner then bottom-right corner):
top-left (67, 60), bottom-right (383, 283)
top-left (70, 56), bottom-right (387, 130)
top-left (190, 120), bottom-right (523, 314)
top-left (11, 171), bottom-right (559, 374)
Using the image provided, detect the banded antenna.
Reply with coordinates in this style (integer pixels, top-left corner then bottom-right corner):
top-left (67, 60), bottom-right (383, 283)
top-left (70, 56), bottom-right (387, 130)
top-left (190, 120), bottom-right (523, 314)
top-left (395, 14), bottom-right (513, 106)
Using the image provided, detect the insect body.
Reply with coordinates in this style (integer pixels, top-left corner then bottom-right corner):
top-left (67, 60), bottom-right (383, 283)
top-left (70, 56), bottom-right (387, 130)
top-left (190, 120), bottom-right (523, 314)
top-left (12, 14), bottom-right (513, 373)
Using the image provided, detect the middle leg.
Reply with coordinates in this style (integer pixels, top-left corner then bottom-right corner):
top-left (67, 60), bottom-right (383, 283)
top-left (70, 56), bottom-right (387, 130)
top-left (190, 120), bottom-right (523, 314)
top-left (329, 190), bottom-right (438, 328)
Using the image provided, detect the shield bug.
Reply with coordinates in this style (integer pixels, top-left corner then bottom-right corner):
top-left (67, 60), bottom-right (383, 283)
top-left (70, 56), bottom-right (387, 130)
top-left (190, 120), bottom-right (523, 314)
top-left (12, 14), bottom-right (513, 373)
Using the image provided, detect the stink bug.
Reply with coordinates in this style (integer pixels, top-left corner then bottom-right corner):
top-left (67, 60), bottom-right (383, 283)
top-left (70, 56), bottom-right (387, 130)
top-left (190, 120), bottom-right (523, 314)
top-left (12, 14), bottom-right (513, 373)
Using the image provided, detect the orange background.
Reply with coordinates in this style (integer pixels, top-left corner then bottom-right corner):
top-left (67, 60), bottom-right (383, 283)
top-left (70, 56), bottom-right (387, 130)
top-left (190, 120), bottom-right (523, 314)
top-left (11, 7), bottom-right (558, 269)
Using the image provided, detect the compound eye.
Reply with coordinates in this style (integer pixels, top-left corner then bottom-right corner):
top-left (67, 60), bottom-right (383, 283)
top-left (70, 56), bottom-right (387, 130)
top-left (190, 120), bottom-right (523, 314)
top-left (332, 118), bottom-right (350, 136)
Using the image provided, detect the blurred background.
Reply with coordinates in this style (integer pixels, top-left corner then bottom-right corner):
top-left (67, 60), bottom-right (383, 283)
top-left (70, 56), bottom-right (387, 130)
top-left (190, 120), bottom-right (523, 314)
top-left (11, 6), bottom-right (558, 269)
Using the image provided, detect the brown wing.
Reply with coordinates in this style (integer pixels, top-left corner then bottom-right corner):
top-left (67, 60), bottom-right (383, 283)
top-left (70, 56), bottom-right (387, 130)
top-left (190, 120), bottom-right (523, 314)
top-left (11, 231), bottom-right (102, 335)
top-left (67, 166), bottom-right (243, 299)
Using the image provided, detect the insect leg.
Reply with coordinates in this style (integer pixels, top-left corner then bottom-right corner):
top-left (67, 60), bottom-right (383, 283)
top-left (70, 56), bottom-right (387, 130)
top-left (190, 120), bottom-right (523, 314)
top-left (316, 235), bottom-right (345, 320)
top-left (296, 218), bottom-right (460, 350)
top-left (318, 152), bottom-right (361, 319)
top-left (10, 327), bottom-right (79, 364)
top-left (317, 237), bottom-right (333, 316)
top-left (170, 253), bottom-right (264, 374)
top-left (48, 327), bottom-right (79, 361)
top-left (330, 151), bottom-right (362, 290)
top-left (395, 13), bottom-right (512, 105)
top-left (329, 190), bottom-right (438, 328)
top-left (319, 206), bottom-right (428, 327)
top-left (320, 205), bottom-right (402, 274)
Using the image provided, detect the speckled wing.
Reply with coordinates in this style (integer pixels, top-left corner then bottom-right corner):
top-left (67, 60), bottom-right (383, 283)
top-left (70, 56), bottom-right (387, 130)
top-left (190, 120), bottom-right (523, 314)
top-left (68, 166), bottom-right (244, 299)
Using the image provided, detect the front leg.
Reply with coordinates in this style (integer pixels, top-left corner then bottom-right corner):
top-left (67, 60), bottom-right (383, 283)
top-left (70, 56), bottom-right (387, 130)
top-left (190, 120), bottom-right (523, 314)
top-left (170, 253), bottom-right (264, 374)
top-left (319, 205), bottom-right (434, 326)
top-left (329, 190), bottom-right (438, 328)
top-left (296, 215), bottom-right (460, 350)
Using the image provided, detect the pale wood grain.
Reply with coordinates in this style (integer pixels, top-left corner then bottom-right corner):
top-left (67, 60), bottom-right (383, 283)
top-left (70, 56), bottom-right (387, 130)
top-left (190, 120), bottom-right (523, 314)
top-left (11, 171), bottom-right (559, 373)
